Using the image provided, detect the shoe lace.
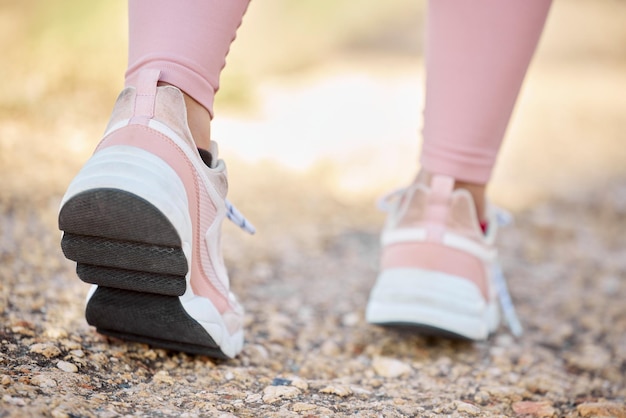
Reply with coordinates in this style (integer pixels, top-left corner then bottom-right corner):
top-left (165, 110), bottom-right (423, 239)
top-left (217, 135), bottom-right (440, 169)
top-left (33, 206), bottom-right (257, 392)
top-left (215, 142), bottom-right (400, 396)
top-left (376, 187), bottom-right (407, 212)
top-left (225, 199), bottom-right (256, 234)
top-left (377, 187), bottom-right (523, 337)
top-left (489, 209), bottom-right (523, 337)
top-left (492, 262), bottom-right (523, 337)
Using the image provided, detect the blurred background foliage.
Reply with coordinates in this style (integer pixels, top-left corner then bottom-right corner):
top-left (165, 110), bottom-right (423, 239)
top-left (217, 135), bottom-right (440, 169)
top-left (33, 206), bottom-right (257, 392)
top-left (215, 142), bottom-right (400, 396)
top-left (1, 0), bottom-right (625, 205)
top-left (5, 0), bottom-right (625, 113)
top-left (1, 0), bottom-right (426, 114)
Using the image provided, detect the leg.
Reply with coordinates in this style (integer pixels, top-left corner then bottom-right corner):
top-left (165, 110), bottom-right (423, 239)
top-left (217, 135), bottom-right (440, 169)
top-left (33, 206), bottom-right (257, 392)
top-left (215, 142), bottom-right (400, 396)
top-left (59, 1), bottom-right (253, 358)
top-left (367, 0), bottom-right (551, 340)
top-left (126, 0), bottom-right (250, 149)
top-left (420, 0), bottom-right (552, 219)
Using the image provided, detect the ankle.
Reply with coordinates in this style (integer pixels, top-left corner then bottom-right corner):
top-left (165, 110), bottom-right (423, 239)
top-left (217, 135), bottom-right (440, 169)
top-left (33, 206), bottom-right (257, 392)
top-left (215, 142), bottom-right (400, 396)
top-left (158, 82), bottom-right (212, 150)
top-left (415, 170), bottom-right (487, 221)
top-left (182, 93), bottom-right (212, 150)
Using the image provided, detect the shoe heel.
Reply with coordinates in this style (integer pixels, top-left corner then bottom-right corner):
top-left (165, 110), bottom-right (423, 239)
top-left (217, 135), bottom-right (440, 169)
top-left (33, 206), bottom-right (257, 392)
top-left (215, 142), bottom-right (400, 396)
top-left (86, 286), bottom-right (227, 358)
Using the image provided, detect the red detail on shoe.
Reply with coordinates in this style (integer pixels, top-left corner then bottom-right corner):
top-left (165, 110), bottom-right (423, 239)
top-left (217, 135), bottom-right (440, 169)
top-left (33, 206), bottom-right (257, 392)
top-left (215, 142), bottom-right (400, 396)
top-left (479, 221), bottom-right (488, 235)
top-left (97, 126), bottom-right (232, 314)
top-left (381, 242), bottom-right (488, 300)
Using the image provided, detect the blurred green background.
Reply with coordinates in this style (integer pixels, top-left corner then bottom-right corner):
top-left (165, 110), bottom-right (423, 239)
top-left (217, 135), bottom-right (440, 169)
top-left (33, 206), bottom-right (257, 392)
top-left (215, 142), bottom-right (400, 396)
top-left (1, 0), bottom-right (625, 209)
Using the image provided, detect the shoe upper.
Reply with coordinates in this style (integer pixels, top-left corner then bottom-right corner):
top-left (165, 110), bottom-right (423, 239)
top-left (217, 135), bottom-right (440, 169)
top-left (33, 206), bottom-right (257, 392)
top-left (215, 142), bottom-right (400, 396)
top-left (379, 175), bottom-right (498, 302)
top-left (95, 69), bottom-right (244, 334)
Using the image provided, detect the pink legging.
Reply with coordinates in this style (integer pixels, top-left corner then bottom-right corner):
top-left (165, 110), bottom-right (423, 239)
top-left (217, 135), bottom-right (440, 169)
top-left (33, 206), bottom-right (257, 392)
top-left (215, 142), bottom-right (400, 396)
top-left (126, 0), bottom-right (552, 184)
top-left (126, 0), bottom-right (250, 117)
top-left (421, 0), bottom-right (552, 183)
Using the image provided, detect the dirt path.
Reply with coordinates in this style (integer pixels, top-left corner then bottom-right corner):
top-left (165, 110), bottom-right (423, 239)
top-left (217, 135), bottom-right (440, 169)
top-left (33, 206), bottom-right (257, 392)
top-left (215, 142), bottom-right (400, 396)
top-left (1, 171), bottom-right (624, 417)
top-left (1, 60), bottom-right (625, 418)
top-left (2, 1), bottom-right (626, 415)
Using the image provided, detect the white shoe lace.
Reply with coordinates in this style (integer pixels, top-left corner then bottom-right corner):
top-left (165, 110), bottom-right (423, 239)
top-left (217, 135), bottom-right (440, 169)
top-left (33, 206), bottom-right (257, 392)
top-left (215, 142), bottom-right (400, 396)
top-left (376, 187), bottom-right (407, 213)
top-left (225, 199), bottom-right (256, 234)
top-left (492, 208), bottom-right (523, 337)
top-left (492, 263), bottom-right (523, 337)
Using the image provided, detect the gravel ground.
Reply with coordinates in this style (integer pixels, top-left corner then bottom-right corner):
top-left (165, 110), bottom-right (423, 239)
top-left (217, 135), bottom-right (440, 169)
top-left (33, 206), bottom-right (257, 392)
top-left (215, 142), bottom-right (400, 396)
top-left (2, 1), bottom-right (625, 416)
top-left (1, 170), bottom-right (625, 418)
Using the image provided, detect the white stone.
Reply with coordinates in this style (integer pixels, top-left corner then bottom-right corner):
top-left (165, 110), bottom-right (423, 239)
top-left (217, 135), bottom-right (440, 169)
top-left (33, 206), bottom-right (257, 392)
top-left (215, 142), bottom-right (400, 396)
top-left (372, 356), bottom-right (412, 378)
top-left (262, 385), bottom-right (301, 404)
top-left (319, 385), bottom-right (353, 397)
top-left (31, 375), bottom-right (57, 388)
top-left (56, 361), bottom-right (78, 373)
top-left (456, 401), bottom-right (481, 416)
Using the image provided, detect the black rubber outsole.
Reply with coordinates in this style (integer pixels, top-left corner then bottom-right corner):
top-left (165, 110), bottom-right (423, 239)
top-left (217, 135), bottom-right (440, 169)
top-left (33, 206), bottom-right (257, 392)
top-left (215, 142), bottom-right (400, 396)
top-left (59, 188), bottom-right (227, 358)
top-left (87, 287), bottom-right (228, 359)
top-left (373, 322), bottom-right (485, 341)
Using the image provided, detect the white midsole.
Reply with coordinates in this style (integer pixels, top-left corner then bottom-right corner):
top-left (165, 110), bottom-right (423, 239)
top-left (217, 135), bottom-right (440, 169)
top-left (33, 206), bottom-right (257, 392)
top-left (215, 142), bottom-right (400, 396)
top-left (366, 268), bottom-right (500, 340)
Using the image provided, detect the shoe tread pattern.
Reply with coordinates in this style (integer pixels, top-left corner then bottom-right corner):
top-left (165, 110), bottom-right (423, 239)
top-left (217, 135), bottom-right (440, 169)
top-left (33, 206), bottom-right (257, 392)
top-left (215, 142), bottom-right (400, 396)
top-left (59, 188), bottom-right (226, 358)
top-left (87, 286), bottom-right (226, 359)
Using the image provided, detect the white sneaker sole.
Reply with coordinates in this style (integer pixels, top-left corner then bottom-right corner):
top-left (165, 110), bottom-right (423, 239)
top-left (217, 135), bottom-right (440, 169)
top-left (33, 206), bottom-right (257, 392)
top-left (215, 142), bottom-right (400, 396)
top-left (366, 268), bottom-right (499, 341)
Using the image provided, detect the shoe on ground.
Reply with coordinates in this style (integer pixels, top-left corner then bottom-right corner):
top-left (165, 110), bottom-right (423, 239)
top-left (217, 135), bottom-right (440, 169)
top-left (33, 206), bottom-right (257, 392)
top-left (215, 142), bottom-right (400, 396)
top-left (58, 69), bottom-right (253, 359)
top-left (366, 174), bottom-right (510, 340)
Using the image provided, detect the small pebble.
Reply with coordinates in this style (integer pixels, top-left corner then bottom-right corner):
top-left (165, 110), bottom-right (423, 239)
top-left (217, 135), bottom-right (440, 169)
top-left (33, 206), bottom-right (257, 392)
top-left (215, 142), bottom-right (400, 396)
top-left (319, 384), bottom-right (353, 397)
top-left (320, 340), bottom-right (341, 356)
top-left (50, 410), bottom-right (70, 418)
top-left (291, 402), bottom-right (317, 412)
top-left (152, 370), bottom-right (175, 385)
top-left (31, 375), bottom-right (57, 388)
top-left (290, 377), bottom-right (309, 391)
top-left (512, 401), bottom-right (556, 418)
top-left (2, 395), bottom-right (26, 406)
top-left (577, 402), bottom-right (626, 418)
top-left (341, 312), bottom-right (359, 327)
top-left (565, 344), bottom-right (611, 372)
top-left (372, 356), bottom-right (412, 378)
top-left (56, 361), bottom-right (78, 373)
top-left (262, 385), bottom-right (301, 404)
top-left (30, 343), bottom-right (61, 359)
top-left (43, 327), bottom-right (68, 340)
top-left (245, 393), bottom-right (262, 403)
top-left (11, 325), bottom-right (35, 337)
top-left (70, 349), bottom-right (85, 358)
top-left (456, 401), bottom-right (481, 416)
top-left (270, 377), bottom-right (291, 386)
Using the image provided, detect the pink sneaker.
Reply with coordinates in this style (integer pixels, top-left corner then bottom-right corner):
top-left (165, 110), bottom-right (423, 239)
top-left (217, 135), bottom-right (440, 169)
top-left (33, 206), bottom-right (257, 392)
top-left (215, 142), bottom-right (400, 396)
top-left (59, 70), bottom-right (254, 358)
top-left (366, 175), bottom-right (521, 340)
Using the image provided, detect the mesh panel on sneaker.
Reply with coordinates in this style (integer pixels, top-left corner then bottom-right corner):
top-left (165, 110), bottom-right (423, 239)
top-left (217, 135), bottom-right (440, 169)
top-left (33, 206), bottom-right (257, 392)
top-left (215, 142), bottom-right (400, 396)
top-left (366, 174), bottom-right (502, 341)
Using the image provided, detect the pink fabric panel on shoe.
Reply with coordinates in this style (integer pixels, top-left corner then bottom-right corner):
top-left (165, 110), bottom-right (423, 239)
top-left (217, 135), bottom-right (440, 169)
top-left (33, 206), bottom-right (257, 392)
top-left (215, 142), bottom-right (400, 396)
top-left (381, 242), bottom-right (488, 299)
top-left (126, 0), bottom-right (250, 116)
top-left (97, 126), bottom-right (232, 315)
top-left (420, 0), bottom-right (552, 183)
